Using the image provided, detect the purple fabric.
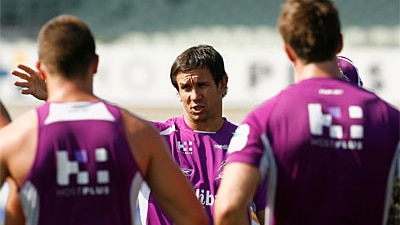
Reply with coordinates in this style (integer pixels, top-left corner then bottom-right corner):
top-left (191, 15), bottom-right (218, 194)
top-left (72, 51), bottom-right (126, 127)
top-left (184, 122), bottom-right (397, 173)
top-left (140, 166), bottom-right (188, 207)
top-left (338, 56), bottom-right (362, 87)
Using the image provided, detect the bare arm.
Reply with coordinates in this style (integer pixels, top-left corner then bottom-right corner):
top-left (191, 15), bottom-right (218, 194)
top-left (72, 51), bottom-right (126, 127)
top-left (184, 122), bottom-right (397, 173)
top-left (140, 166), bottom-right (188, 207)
top-left (0, 109), bottom-right (37, 186)
top-left (0, 110), bottom-right (40, 225)
top-left (122, 111), bottom-right (208, 225)
top-left (0, 101), bottom-right (24, 225)
top-left (4, 178), bottom-right (25, 225)
top-left (214, 162), bottom-right (261, 225)
top-left (12, 64), bottom-right (48, 101)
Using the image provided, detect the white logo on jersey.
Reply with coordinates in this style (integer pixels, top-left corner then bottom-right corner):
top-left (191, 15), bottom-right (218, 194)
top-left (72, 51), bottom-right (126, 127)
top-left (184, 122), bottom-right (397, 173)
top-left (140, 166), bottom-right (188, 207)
top-left (57, 148), bottom-right (109, 185)
top-left (181, 168), bottom-right (194, 176)
top-left (195, 188), bottom-right (215, 206)
top-left (308, 103), bottom-right (364, 150)
top-left (56, 148), bottom-right (110, 197)
top-left (318, 88), bottom-right (344, 95)
top-left (177, 141), bottom-right (193, 154)
top-left (214, 144), bottom-right (229, 150)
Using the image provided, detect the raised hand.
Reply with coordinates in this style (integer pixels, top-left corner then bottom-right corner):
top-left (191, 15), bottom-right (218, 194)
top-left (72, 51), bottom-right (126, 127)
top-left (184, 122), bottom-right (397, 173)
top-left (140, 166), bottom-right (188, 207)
top-left (12, 64), bottom-right (48, 101)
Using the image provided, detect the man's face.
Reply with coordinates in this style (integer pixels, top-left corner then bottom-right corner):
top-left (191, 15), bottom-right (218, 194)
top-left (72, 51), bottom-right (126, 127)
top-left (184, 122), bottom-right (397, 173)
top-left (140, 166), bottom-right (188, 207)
top-left (176, 67), bottom-right (225, 128)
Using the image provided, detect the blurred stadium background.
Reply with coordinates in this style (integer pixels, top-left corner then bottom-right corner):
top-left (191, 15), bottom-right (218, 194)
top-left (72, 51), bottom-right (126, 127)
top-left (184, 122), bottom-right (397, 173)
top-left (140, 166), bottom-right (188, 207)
top-left (0, 0), bottom-right (399, 124)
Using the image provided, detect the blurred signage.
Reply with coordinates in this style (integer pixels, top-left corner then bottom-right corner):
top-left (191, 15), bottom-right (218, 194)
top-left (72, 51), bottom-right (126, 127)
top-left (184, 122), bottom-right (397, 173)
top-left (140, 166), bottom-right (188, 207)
top-left (0, 42), bottom-right (399, 107)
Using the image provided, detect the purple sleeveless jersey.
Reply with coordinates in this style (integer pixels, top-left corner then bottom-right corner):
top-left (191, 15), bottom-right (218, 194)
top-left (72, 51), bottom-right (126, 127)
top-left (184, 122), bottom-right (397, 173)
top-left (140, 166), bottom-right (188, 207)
top-left (138, 116), bottom-right (266, 225)
top-left (20, 101), bottom-right (143, 225)
top-left (228, 78), bottom-right (400, 225)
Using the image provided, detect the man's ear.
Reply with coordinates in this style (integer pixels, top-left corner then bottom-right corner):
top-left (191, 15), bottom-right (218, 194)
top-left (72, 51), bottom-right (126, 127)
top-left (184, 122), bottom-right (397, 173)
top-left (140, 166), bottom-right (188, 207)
top-left (284, 44), bottom-right (296, 62)
top-left (218, 74), bottom-right (228, 96)
top-left (336, 33), bottom-right (343, 54)
top-left (92, 54), bottom-right (99, 75)
top-left (36, 61), bottom-right (47, 80)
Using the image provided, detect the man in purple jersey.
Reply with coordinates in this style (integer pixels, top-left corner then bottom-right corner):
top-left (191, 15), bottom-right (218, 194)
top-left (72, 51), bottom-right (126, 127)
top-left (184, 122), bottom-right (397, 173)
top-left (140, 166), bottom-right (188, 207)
top-left (0, 15), bottom-right (208, 225)
top-left (138, 45), bottom-right (266, 225)
top-left (10, 45), bottom-right (267, 225)
top-left (215, 0), bottom-right (400, 225)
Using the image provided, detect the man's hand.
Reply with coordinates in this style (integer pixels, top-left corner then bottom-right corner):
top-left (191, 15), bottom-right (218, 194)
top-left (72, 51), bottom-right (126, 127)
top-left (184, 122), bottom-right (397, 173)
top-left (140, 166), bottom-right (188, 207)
top-left (11, 64), bottom-right (48, 101)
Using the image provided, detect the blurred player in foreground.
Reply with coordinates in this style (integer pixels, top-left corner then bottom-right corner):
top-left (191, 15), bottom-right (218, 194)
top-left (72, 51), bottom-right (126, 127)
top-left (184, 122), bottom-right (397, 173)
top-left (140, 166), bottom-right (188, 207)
top-left (214, 0), bottom-right (400, 224)
top-left (0, 14), bottom-right (208, 225)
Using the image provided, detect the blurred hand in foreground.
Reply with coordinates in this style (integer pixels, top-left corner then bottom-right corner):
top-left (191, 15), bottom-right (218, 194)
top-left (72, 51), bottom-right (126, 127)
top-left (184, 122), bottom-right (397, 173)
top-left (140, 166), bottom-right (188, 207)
top-left (12, 64), bottom-right (48, 101)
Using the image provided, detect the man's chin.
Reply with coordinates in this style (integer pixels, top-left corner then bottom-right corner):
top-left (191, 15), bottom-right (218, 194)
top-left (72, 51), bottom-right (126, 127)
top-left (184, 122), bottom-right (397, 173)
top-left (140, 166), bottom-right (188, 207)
top-left (190, 113), bottom-right (206, 122)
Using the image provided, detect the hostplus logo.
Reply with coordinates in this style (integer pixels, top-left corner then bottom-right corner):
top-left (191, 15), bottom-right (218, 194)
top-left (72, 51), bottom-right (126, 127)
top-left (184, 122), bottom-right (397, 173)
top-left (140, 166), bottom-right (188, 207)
top-left (177, 141), bottom-right (193, 154)
top-left (308, 103), bottom-right (364, 150)
top-left (56, 148), bottom-right (110, 196)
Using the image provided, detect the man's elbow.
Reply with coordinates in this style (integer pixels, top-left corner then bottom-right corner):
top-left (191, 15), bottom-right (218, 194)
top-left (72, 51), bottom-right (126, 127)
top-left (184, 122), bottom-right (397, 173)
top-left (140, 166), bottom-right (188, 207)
top-left (214, 200), bottom-right (247, 225)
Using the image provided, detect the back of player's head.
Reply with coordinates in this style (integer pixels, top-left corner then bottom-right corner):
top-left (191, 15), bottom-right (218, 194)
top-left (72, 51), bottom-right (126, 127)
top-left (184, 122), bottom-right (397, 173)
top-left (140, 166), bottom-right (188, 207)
top-left (338, 56), bottom-right (363, 87)
top-left (170, 44), bottom-right (228, 97)
top-left (38, 14), bottom-right (96, 79)
top-left (278, 0), bottom-right (342, 63)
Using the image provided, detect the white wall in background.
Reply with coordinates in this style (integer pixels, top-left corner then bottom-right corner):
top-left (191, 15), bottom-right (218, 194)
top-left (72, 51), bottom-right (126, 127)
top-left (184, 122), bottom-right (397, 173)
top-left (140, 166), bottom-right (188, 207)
top-left (0, 42), bottom-right (399, 108)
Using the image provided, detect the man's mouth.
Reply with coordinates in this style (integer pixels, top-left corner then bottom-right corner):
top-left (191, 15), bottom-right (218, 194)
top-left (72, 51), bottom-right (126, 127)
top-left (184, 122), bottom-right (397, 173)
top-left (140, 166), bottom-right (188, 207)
top-left (191, 105), bottom-right (205, 114)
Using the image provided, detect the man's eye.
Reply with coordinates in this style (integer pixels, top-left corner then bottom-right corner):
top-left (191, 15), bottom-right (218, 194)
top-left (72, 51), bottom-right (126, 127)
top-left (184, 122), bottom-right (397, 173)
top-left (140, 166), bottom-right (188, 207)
top-left (180, 85), bottom-right (190, 91)
top-left (198, 83), bottom-right (208, 88)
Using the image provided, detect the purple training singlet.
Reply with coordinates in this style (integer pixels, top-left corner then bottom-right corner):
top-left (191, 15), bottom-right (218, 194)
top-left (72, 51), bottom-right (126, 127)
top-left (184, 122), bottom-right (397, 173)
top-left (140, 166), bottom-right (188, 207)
top-left (20, 101), bottom-right (143, 225)
top-left (138, 116), bottom-right (266, 225)
top-left (228, 78), bottom-right (400, 225)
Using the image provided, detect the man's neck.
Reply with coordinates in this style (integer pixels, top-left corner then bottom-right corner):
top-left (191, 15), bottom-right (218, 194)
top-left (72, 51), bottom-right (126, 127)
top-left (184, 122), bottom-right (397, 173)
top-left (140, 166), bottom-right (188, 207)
top-left (46, 78), bottom-right (96, 102)
top-left (184, 116), bottom-right (225, 132)
top-left (294, 60), bottom-right (343, 83)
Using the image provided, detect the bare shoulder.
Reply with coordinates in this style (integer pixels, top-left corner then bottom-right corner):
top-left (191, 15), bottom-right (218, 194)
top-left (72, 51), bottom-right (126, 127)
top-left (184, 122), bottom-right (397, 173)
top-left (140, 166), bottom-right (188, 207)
top-left (118, 108), bottom-right (167, 175)
top-left (0, 108), bottom-right (38, 185)
top-left (119, 108), bottom-right (158, 137)
top-left (0, 108), bottom-right (38, 150)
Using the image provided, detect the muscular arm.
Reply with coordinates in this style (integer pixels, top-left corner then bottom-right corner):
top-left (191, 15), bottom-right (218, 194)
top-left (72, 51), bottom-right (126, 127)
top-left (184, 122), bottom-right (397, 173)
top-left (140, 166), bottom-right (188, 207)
top-left (122, 110), bottom-right (208, 225)
top-left (215, 162), bottom-right (261, 225)
top-left (4, 178), bottom-right (24, 225)
top-left (0, 101), bottom-right (24, 225)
